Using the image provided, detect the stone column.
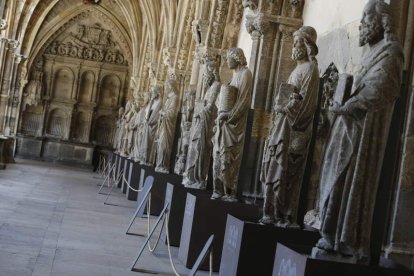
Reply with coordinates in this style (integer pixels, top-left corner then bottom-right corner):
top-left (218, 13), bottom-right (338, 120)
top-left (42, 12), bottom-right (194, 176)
top-left (384, 1), bottom-right (414, 269)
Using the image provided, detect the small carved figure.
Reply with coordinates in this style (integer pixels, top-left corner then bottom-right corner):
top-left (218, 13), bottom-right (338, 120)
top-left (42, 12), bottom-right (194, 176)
top-left (259, 26), bottom-right (320, 227)
top-left (211, 48), bottom-right (252, 202)
top-left (120, 100), bottom-right (135, 156)
top-left (155, 80), bottom-right (180, 173)
top-left (183, 60), bottom-right (221, 189)
top-left (314, 0), bottom-right (404, 263)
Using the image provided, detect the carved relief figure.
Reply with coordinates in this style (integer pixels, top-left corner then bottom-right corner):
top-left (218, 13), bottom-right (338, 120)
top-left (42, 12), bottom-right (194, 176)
top-left (183, 60), bottom-right (221, 189)
top-left (174, 88), bottom-right (196, 175)
top-left (126, 95), bottom-right (142, 159)
top-left (259, 26), bottom-right (320, 227)
top-left (113, 107), bottom-right (125, 152)
top-left (314, 0), bottom-right (404, 263)
top-left (155, 80), bottom-right (180, 173)
top-left (139, 86), bottom-right (162, 166)
top-left (211, 48), bottom-right (252, 201)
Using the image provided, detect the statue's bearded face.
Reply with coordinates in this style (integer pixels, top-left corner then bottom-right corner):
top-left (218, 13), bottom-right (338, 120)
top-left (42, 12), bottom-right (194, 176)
top-left (292, 36), bottom-right (307, 61)
top-left (359, 5), bottom-right (383, 47)
top-left (202, 69), bottom-right (215, 87)
top-left (226, 56), bottom-right (238, 69)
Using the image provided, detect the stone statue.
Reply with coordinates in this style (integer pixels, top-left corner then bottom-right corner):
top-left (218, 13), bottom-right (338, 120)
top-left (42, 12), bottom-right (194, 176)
top-left (259, 26), bottom-right (320, 227)
top-left (314, 0), bottom-right (404, 263)
top-left (120, 100), bottom-right (135, 156)
top-left (131, 93), bottom-right (149, 161)
top-left (183, 60), bottom-right (221, 189)
top-left (155, 80), bottom-right (180, 173)
top-left (127, 94), bottom-right (144, 159)
top-left (174, 87), bottom-right (196, 175)
top-left (23, 60), bottom-right (44, 110)
top-left (139, 86), bottom-right (162, 166)
top-left (113, 106), bottom-right (124, 152)
top-left (211, 48), bottom-right (253, 202)
top-left (116, 101), bottom-right (131, 154)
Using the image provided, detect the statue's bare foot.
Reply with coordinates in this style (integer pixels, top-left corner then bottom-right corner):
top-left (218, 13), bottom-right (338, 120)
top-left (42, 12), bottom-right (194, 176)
top-left (316, 238), bottom-right (334, 251)
top-left (259, 216), bottom-right (274, 225)
top-left (223, 195), bottom-right (238, 202)
top-left (211, 191), bottom-right (223, 200)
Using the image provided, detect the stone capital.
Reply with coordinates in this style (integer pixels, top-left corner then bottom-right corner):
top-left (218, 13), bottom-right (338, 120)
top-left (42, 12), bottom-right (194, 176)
top-left (245, 13), bottom-right (274, 39)
top-left (196, 46), bottom-right (223, 65)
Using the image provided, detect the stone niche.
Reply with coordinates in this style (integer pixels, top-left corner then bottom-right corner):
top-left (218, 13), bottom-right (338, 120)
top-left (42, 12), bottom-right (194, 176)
top-left (17, 21), bottom-right (129, 166)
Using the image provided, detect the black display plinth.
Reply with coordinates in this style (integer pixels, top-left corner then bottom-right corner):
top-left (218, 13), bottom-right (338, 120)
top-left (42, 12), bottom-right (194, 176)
top-left (273, 243), bottom-right (414, 276)
top-left (161, 183), bottom-right (211, 247)
top-left (219, 215), bottom-right (320, 276)
top-left (117, 156), bottom-right (126, 188)
top-left (121, 159), bottom-right (132, 194)
top-left (178, 193), bottom-right (260, 272)
top-left (126, 162), bottom-right (143, 201)
top-left (136, 165), bottom-right (183, 216)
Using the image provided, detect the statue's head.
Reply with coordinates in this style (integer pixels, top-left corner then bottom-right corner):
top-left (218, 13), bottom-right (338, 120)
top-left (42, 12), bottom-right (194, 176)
top-left (359, 0), bottom-right (396, 47)
top-left (150, 85), bottom-right (161, 100)
top-left (226, 48), bottom-right (247, 69)
top-left (292, 26), bottom-right (318, 62)
top-left (165, 79), bottom-right (178, 94)
top-left (202, 60), bottom-right (220, 87)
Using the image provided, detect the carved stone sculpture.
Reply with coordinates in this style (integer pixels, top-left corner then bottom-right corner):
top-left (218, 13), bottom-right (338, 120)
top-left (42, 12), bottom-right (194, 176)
top-left (115, 101), bottom-right (131, 153)
top-left (155, 80), bottom-right (180, 173)
top-left (259, 26), bottom-right (320, 227)
top-left (211, 48), bottom-right (252, 202)
top-left (314, 0), bottom-right (404, 263)
top-left (113, 107), bottom-right (124, 151)
top-left (127, 94), bottom-right (144, 159)
top-left (131, 93), bottom-right (149, 161)
top-left (183, 60), bottom-right (221, 189)
top-left (120, 100), bottom-right (135, 156)
top-left (174, 88), bottom-right (196, 175)
top-left (23, 60), bottom-right (44, 110)
top-left (138, 86), bottom-right (162, 166)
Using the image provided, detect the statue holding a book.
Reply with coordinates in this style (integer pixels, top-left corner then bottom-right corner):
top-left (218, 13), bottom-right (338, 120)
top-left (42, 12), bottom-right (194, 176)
top-left (259, 26), bottom-right (320, 227)
top-left (314, 0), bottom-right (404, 263)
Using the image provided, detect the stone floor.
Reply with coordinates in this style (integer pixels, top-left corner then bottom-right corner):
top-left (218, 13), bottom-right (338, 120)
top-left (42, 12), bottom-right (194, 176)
top-left (0, 159), bottom-right (215, 276)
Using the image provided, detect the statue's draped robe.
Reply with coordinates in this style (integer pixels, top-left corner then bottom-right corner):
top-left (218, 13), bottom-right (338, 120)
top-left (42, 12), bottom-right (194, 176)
top-left (131, 107), bottom-right (146, 161)
top-left (184, 82), bottom-right (220, 188)
top-left (260, 61), bottom-right (319, 222)
top-left (155, 93), bottom-right (179, 172)
top-left (121, 107), bottom-right (135, 156)
top-left (139, 98), bottom-right (161, 165)
top-left (319, 39), bottom-right (404, 258)
top-left (113, 115), bottom-right (123, 152)
top-left (213, 67), bottom-right (252, 194)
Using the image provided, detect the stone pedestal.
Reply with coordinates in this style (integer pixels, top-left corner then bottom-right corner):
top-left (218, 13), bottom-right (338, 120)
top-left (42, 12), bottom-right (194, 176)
top-left (219, 215), bottom-right (320, 276)
top-left (121, 159), bottom-right (132, 194)
top-left (126, 162), bottom-right (143, 201)
top-left (117, 156), bottom-right (126, 188)
top-left (136, 165), bottom-right (183, 216)
top-left (161, 183), bottom-right (211, 247)
top-left (273, 243), bottom-right (414, 276)
top-left (0, 137), bottom-right (8, 169)
top-left (178, 192), bottom-right (260, 272)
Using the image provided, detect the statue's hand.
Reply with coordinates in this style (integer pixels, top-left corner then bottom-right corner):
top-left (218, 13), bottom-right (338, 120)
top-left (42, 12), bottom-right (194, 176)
top-left (274, 105), bottom-right (286, 114)
top-left (329, 102), bottom-right (346, 114)
top-left (269, 145), bottom-right (277, 156)
top-left (218, 112), bottom-right (230, 121)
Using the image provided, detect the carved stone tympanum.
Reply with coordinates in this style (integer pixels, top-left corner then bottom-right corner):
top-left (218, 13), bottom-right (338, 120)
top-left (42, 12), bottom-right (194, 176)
top-left (183, 60), bottom-right (221, 189)
top-left (314, 0), bottom-right (404, 263)
top-left (259, 26), bottom-right (320, 227)
top-left (211, 48), bottom-right (252, 202)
